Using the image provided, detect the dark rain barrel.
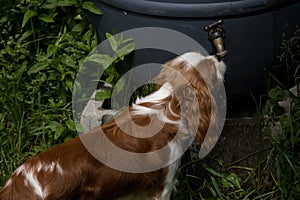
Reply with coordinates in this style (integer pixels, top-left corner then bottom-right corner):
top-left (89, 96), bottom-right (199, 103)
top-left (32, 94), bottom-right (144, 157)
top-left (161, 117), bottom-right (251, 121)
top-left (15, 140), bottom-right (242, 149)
top-left (90, 0), bottom-right (300, 116)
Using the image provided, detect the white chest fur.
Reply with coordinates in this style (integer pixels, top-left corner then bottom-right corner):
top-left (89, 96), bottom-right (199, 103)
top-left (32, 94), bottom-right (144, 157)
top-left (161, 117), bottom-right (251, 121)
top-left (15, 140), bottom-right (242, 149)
top-left (159, 141), bottom-right (182, 200)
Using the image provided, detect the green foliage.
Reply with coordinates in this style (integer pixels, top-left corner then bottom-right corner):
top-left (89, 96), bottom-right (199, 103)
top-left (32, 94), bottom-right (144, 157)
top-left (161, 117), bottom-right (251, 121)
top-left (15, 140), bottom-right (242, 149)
top-left (173, 161), bottom-right (278, 200)
top-left (263, 86), bottom-right (290, 116)
top-left (94, 33), bottom-right (135, 102)
top-left (262, 93), bottom-right (300, 199)
top-left (0, 0), bottom-right (101, 185)
top-left (262, 27), bottom-right (300, 200)
top-left (279, 26), bottom-right (300, 87)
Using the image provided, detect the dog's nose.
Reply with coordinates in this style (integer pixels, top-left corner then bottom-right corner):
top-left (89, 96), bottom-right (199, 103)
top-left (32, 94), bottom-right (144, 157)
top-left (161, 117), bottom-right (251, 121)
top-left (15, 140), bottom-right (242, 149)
top-left (204, 20), bottom-right (228, 60)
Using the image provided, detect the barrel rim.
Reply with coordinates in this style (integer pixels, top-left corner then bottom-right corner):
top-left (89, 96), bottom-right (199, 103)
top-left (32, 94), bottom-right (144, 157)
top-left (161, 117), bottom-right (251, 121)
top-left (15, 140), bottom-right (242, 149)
top-left (94, 0), bottom-right (297, 17)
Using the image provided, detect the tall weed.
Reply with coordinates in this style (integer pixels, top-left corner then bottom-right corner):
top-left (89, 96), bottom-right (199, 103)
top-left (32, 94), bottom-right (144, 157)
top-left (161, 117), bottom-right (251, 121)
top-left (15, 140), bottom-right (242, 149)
top-left (262, 27), bottom-right (300, 199)
top-left (0, 0), bottom-right (102, 184)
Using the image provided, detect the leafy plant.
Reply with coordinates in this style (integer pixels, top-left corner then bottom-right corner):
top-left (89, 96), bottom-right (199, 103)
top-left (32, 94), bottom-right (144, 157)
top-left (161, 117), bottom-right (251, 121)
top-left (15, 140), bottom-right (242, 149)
top-left (81, 32), bottom-right (156, 110)
top-left (261, 27), bottom-right (300, 200)
top-left (279, 26), bottom-right (300, 88)
top-left (93, 33), bottom-right (135, 103)
top-left (0, 0), bottom-right (102, 185)
top-left (71, 32), bottom-right (136, 121)
top-left (261, 90), bottom-right (300, 199)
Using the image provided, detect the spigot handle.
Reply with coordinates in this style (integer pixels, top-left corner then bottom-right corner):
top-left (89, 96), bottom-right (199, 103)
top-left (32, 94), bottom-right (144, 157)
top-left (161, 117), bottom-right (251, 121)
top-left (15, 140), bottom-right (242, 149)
top-left (204, 19), bottom-right (224, 31)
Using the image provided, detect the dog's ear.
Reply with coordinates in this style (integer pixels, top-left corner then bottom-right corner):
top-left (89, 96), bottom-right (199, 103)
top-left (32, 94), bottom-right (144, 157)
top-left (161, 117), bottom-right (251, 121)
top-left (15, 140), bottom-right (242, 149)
top-left (175, 74), bottom-right (214, 144)
top-left (196, 58), bottom-right (226, 90)
top-left (154, 60), bottom-right (186, 89)
top-left (155, 57), bottom-right (217, 144)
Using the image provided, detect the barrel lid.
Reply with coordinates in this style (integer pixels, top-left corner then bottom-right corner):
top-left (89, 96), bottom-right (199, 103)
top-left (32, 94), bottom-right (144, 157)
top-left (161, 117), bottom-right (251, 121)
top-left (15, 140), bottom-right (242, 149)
top-left (97, 0), bottom-right (295, 17)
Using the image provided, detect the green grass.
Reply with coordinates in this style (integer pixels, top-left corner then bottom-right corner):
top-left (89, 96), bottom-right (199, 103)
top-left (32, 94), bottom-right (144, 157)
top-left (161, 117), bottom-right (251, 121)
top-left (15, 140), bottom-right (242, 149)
top-left (0, 0), bottom-right (102, 184)
top-left (171, 154), bottom-right (280, 200)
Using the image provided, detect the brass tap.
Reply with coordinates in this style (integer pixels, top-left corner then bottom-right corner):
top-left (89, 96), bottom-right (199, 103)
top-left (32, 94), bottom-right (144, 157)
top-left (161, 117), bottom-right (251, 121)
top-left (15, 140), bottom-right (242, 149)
top-left (204, 20), bottom-right (228, 59)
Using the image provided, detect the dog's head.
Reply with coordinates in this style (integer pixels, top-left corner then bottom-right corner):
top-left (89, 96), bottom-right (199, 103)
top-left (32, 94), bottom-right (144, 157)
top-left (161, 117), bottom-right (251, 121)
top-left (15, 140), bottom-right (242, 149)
top-left (154, 52), bottom-right (226, 144)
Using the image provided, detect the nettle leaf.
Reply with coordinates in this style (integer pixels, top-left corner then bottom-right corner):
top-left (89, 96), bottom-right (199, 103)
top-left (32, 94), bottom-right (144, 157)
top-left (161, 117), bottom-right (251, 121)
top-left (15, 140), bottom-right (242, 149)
top-left (105, 73), bottom-right (115, 84)
top-left (268, 86), bottom-right (290, 101)
top-left (39, 14), bottom-right (55, 23)
top-left (49, 121), bottom-right (66, 140)
top-left (42, 3), bottom-right (56, 9)
top-left (221, 173), bottom-right (242, 189)
top-left (105, 64), bottom-right (117, 75)
top-left (95, 90), bottom-right (112, 100)
top-left (268, 86), bottom-right (280, 99)
top-left (47, 44), bottom-right (59, 57)
top-left (36, 53), bottom-right (49, 62)
top-left (75, 122), bottom-right (83, 133)
top-left (65, 119), bottom-right (76, 131)
top-left (28, 62), bottom-right (49, 75)
top-left (42, 0), bottom-right (77, 9)
top-left (121, 38), bottom-right (134, 44)
top-left (106, 33), bottom-right (118, 52)
top-left (22, 10), bottom-right (37, 28)
top-left (116, 43), bottom-right (135, 60)
top-left (18, 30), bottom-right (33, 42)
top-left (82, 1), bottom-right (103, 15)
top-left (57, 0), bottom-right (77, 7)
top-left (0, 16), bottom-right (8, 23)
top-left (65, 79), bottom-right (74, 92)
top-left (61, 55), bottom-right (76, 68)
top-left (83, 29), bottom-right (93, 42)
top-left (114, 77), bottom-right (126, 93)
top-left (72, 22), bottom-right (85, 33)
top-left (51, 0), bottom-right (77, 7)
top-left (85, 54), bottom-right (114, 69)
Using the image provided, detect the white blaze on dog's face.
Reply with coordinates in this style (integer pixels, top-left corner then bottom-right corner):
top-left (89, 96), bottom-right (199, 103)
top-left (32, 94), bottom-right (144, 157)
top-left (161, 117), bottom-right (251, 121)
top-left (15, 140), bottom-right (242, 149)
top-left (176, 52), bottom-right (226, 88)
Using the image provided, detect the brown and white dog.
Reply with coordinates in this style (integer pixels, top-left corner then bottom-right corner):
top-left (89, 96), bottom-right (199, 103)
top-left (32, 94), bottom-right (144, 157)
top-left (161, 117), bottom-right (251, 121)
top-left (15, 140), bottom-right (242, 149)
top-left (0, 52), bottom-right (226, 200)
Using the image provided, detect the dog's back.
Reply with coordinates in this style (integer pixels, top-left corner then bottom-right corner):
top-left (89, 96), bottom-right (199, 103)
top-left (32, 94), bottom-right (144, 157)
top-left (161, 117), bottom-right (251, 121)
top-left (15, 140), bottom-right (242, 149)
top-left (0, 128), bottom-right (167, 200)
top-left (0, 52), bottom-right (226, 200)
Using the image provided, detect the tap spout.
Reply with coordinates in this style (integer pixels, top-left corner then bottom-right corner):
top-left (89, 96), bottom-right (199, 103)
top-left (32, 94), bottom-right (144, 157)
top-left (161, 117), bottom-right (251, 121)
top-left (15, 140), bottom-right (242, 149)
top-left (204, 20), bottom-right (228, 59)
